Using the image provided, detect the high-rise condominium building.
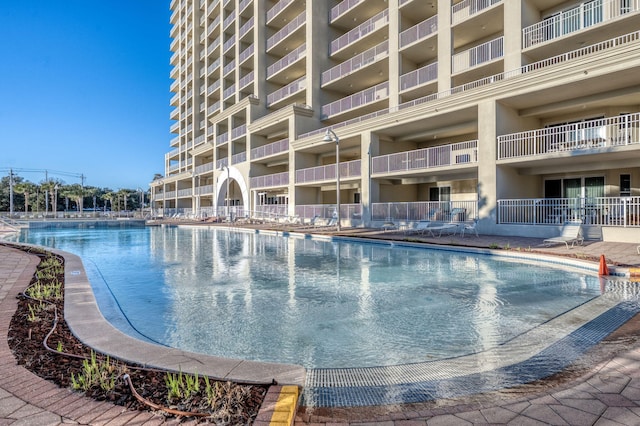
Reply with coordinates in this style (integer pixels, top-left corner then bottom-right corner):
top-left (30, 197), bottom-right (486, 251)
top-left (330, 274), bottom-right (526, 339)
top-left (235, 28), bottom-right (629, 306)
top-left (151, 0), bottom-right (640, 242)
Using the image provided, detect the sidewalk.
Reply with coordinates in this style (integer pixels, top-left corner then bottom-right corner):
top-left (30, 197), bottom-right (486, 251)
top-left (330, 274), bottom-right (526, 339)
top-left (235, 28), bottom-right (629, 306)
top-left (2, 234), bottom-right (640, 425)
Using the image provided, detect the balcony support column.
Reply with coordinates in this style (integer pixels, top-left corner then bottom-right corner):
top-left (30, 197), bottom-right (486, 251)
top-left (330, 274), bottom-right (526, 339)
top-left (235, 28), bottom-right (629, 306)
top-left (362, 132), bottom-right (380, 227)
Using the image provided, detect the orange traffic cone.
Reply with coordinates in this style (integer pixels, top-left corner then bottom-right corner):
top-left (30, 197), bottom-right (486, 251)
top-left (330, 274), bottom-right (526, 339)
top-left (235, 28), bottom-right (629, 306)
top-left (598, 254), bottom-right (609, 276)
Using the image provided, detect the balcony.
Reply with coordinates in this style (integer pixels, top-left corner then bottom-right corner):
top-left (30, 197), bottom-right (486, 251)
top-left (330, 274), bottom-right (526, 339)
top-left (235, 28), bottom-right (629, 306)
top-left (330, 0), bottom-right (365, 22)
top-left (267, 43), bottom-right (306, 80)
top-left (266, 12), bottom-right (305, 52)
top-left (216, 157), bottom-right (228, 169)
top-left (239, 44), bottom-right (254, 64)
top-left (399, 15), bottom-right (437, 49)
top-left (322, 41), bottom-right (389, 87)
top-left (223, 59), bottom-right (235, 76)
top-left (207, 101), bottom-right (221, 115)
top-left (231, 151), bottom-right (247, 164)
top-left (223, 11), bottom-right (235, 29)
top-left (223, 84), bottom-right (236, 99)
top-left (238, 70), bottom-right (254, 89)
top-left (497, 113), bottom-right (640, 160)
top-left (207, 15), bottom-right (221, 36)
top-left (250, 171), bottom-right (289, 189)
top-left (207, 58), bottom-right (221, 75)
top-left (251, 138), bottom-right (289, 160)
top-left (329, 9), bottom-right (389, 57)
top-left (267, 0), bottom-right (294, 23)
top-left (207, 79), bottom-right (221, 95)
top-left (296, 160), bottom-right (362, 184)
top-left (223, 35), bottom-right (235, 52)
top-left (321, 81), bottom-right (389, 120)
top-left (216, 132), bottom-right (229, 146)
top-left (452, 0), bottom-right (502, 25)
top-left (523, 0), bottom-right (640, 48)
top-left (239, 16), bottom-right (254, 39)
top-left (372, 140), bottom-right (478, 175)
top-left (400, 62), bottom-right (438, 92)
top-left (170, 122), bottom-right (180, 133)
top-left (231, 124), bottom-right (247, 140)
top-left (452, 36), bottom-right (503, 74)
top-left (195, 162), bottom-right (214, 175)
top-left (267, 76), bottom-right (306, 107)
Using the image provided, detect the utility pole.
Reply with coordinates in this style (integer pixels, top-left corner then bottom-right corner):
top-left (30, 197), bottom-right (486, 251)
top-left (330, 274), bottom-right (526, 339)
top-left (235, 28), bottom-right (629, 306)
top-left (9, 169), bottom-right (14, 216)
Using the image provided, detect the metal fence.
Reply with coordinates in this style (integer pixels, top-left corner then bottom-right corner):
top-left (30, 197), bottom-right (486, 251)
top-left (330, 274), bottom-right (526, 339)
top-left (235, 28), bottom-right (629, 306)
top-left (371, 200), bottom-right (478, 222)
top-left (498, 197), bottom-right (640, 226)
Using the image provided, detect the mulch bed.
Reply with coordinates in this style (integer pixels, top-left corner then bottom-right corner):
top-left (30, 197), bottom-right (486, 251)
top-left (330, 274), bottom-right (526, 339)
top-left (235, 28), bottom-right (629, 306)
top-left (6, 246), bottom-right (267, 424)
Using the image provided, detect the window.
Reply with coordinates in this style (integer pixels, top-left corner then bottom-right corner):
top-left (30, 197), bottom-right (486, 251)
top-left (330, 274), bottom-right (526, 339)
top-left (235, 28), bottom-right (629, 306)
top-left (620, 174), bottom-right (631, 197)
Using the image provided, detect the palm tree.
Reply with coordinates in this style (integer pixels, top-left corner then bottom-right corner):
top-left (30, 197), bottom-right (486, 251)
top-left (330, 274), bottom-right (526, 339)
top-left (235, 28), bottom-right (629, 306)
top-left (117, 189), bottom-right (130, 212)
top-left (14, 182), bottom-right (38, 213)
top-left (102, 191), bottom-right (117, 213)
top-left (40, 179), bottom-right (64, 214)
top-left (61, 184), bottom-right (86, 213)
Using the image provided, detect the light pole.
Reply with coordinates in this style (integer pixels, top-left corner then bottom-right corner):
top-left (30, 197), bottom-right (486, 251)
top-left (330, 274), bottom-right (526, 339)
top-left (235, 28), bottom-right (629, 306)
top-left (323, 129), bottom-right (341, 231)
top-left (219, 165), bottom-right (230, 221)
top-left (54, 184), bottom-right (59, 217)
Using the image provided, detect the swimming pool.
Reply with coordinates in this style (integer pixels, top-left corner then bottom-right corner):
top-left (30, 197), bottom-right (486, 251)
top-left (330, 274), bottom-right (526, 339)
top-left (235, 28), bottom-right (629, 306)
top-left (16, 225), bottom-right (605, 370)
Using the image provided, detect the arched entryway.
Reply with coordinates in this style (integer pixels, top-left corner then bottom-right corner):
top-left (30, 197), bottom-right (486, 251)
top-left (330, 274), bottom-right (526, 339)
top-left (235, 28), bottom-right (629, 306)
top-left (215, 166), bottom-right (249, 217)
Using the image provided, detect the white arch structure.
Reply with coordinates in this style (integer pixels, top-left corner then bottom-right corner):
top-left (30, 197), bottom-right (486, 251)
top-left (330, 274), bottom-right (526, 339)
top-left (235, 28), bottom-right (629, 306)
top-left (215, 166), bottom-right (249, 211)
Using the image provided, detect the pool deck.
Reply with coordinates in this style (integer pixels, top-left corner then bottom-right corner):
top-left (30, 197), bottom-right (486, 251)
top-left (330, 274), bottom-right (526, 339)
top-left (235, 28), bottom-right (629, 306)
top-left (2, 229), bottom-right (640, 424)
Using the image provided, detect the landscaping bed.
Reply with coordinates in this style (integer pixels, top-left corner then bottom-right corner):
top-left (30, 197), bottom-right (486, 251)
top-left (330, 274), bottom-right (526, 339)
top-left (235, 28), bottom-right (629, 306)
top-left (6, 246), bottom-right (267, 424)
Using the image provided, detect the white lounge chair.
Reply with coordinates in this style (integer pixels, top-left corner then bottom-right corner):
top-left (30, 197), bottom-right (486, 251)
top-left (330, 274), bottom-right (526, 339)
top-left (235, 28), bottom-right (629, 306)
top-left (427, 222), bottom-right (459, 237)
top-left (404, 221), bottom-right (431, 235)
top-left (543, 221), bottom-right (583, 249)
top-left (461, 219), bottom-right (479, 238)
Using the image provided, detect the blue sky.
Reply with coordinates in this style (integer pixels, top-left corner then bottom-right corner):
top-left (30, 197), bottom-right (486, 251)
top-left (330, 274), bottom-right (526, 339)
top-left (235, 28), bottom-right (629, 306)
top-left (1, 1), bottom-right (172, 190)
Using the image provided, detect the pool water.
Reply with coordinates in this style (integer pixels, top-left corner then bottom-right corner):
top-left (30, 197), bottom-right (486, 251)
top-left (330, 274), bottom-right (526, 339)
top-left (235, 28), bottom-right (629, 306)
top-left (16, 225), bottom-right (602, 369)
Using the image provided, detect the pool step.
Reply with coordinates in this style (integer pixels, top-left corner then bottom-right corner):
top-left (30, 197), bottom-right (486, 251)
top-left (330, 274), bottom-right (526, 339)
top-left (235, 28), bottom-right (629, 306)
top-left (254, 385), bottom-right (300, 426)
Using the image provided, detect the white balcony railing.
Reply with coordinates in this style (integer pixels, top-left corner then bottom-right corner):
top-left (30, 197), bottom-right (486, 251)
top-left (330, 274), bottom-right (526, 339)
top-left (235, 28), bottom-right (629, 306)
top-left (195, 163), bottom-right (214, 174)
top-left (452, 36), bottom-right (504, 73)
top-left (330, 0), bottom-right (365, 22)
top-left (400, 62), bottom-right (438, 91)
top-left (295, 203), bottom-right (362, 221)
top-left (372, 140), bottom-right (478, 174)
top-left (231, 124), bottom-right (247, 140)
top-left (399, 15), bottom-right (437, 49)
top-left (223, 59), bottom-right (235, 75)
top-left (267, 0), bottom-right (295, 23)
top-left (372, 201), bottom-right (478, 222)
top-left (223, 84), bottom-right (235, 99)
top-left (250, 171), bottom-right (289, 188)
top-left (321, 81), bottom-right (389, 119)
top-left (267, 12), bottom-right (305, 51)
top-left (239, 16), bottom-right (254, 38)
top-left (452, 0), bottom-right (502, 25)
top-left (239, 44), bottom-right (254, 64)
top-left (322, 41), bottom-right (388, 85)
top-left (207, 79), bottom-right (221, 95)
top-left (498, 113), bottom-right (640, 159)
top-left (296, 159), bottom-right (361, 184)
top-left (207, 101), bottom-right (220, 115)
top-left (216, 157), bottom-right (228, 169)
top-left (239, 70), bottom-right (254, 89)
top-left (223, 11), bottom-right (235, 29)
top-left (231, 151), bottom-right (247, 164)
top-left (216, 132), bottom-right (229, 146)
top-left (330, 9), bottom-right (389, 55)
top-left (207, 15), bottom-right (221, 35)
top-left (498, 197), bottom-right (640, 226)
top-left (523, 0), bottom-right (640, 48)
top-left (251, 138), bottom-right (289, 160)
top-left (267, 76), bottom-right (306, 106)
top-left (207, 58), bottom-right (221, 75)
top-left (267, 43), bottom-right (306, 78)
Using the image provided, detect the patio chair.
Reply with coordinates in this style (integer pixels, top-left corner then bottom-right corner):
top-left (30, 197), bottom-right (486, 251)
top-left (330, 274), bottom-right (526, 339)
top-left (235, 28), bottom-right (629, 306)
top-left (426, 222), bottom-right (460, 237)
top-left (461, 219), bottom-right (479, 238)
top-left (404, 220), bottom-right (431, 235)
top-left (543, 221), bottom-right (584, 249)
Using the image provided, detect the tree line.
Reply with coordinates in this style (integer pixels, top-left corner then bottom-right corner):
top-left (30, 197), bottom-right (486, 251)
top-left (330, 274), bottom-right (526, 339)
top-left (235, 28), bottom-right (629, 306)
top-left (0, 175), bottom-right (149, 214)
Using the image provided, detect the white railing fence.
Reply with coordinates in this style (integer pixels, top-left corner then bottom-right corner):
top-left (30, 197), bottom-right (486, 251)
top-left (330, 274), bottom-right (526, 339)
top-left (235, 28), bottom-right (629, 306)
top-left (498, 197), bottom-right (640, 226)
top-left (295, 203), bottom-right (362, 220)
top-left (372, 200), bottom-right (478, 222)
top-left (498, 113), bottom-right (640, 159)
top-left (372, 140), bottom-right (477, 174)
